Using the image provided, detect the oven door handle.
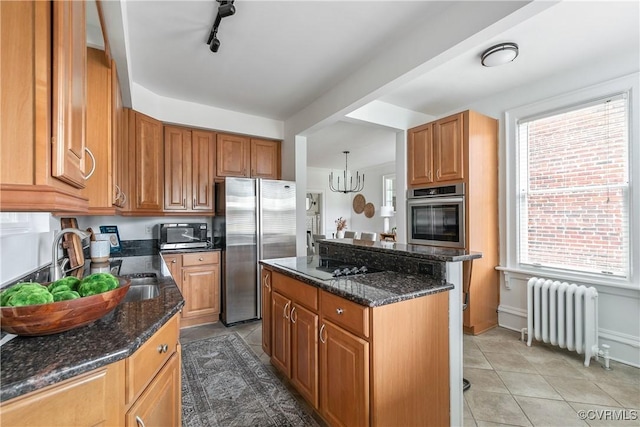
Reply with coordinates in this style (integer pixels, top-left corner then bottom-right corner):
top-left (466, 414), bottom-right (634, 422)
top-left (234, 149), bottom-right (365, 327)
top-left (408, 197), bottom-right (464, 205)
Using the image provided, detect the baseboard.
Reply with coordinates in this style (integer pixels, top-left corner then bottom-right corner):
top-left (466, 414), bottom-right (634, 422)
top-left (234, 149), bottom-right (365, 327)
top-left (498, 304), bottom-right (640, 367)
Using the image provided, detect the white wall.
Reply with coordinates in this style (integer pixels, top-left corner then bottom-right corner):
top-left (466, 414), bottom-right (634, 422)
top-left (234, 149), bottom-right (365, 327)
top-left (75, 216), bottom-right (211, 240)
top-left (461, 55), bottom-right (640, 367)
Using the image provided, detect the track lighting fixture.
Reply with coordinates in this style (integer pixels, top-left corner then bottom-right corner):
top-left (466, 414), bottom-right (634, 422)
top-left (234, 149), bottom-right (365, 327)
top-left (205, 0), bottom-right (235, 53)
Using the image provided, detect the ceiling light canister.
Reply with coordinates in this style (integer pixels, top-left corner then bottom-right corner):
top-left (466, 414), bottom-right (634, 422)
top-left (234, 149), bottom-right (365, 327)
top-left (481, 42), bottom-right (519, 67)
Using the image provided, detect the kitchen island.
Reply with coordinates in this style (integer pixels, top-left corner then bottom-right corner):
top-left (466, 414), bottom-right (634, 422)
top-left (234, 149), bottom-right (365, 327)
top-left (261, 238), bottom-right (480, 427)
top-left (0, 254), bottom-right (185, 425)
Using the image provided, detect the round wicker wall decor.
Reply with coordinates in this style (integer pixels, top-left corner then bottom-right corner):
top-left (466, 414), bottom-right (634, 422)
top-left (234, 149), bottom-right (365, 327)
top-left (352, 194), bottom-right (365, 214)
top-left (364, 202), bottom-right (375, 218)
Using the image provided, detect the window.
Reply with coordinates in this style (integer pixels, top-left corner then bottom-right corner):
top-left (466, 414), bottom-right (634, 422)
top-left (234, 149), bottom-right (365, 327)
top-left (382, 174), bottom-right (396, 211)
top-left (517, 93), bottom-right (629, 277)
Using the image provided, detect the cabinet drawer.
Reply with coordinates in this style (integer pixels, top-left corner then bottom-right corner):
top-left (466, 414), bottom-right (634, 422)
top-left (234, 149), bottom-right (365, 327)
top-left (272, 271), bottom-right (318, 311)
top-left (321, 291), bottom-right (369, 339)
top-left (182, 251), bottom-right (219, 266)
top-left (126, 314), bottom-right (179, 404)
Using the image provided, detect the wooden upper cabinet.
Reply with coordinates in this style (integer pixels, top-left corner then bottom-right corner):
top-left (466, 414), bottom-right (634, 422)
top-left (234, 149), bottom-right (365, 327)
top-left (163, 126), bottom-right (215, 212)
top-left (251, 138), bottom-right (281, 179)
top-left (112, 61), bottom-right (127, 209)
top-left (216, 133), bottom-right (281, 179)
top-left (407, 123), bottom-right (434, 186)
top-left (51, 0), bottom-right (87, 189)
top-left (191, 130), bottom-right (216, 210)
top-left (129, 110), bottom-right (164, 212)
top-left (216, 133), bottom-right (250, 177)
top-left (434, 112), bottom-right (464, 182)
top-left (407, 112), bottom-right (465, 187)
top-left (164, 127), bottom-right (191, 211)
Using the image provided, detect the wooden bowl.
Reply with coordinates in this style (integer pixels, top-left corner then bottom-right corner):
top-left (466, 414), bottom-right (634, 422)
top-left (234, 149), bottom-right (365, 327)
top-left (0, 277), bottom-right (131, 336)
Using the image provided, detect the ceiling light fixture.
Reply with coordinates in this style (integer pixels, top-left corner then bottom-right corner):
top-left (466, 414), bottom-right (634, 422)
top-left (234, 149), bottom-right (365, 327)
top-left (329, 151), bottom-right (365, 194)
top-left (481, 42), bottom-right (519, 67)
top-left (206, 0), bottom-right (235, 53)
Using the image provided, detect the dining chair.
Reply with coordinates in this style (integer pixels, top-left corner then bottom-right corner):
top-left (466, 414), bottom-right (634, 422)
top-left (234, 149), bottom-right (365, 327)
top-left (360, 232), bottom-right (377, 241)
top-left (343, 231), bottom-right (358, 239)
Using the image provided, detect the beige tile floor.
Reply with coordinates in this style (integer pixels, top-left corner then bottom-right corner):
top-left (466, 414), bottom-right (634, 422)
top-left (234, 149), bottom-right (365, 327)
top-left (181, 322), bottom-right (640, 427)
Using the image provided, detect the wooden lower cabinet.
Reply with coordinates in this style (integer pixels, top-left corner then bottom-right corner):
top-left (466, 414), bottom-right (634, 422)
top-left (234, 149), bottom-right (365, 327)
top-left (126, 351), bottom-right (181, 427)
top-left (320, 319), bottom-right (369, 427)
top-left (163, 251), bottom-right (221, 327)
top-left (265, 271), bottom-right (450, 427)
top-left (261, 266), bottom-right (272, 356)
top-left (0, 314), bottom-right (181, 426)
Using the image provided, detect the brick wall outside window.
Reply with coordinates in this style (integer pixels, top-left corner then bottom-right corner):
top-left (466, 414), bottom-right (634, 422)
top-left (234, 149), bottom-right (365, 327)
top-left (519, 97), bottom-right (629, 276)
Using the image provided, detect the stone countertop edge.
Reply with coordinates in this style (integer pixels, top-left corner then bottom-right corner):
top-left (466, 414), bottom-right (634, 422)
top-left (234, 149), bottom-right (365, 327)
top-left (0, 254), bottom-right (185, 403)
top-left (261, 258), bottom-right (454, 307)
top-left (321, 238), bottom-right (483, 262)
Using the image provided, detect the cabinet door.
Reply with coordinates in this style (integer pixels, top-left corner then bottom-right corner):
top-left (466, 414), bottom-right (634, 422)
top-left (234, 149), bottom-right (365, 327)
top-left (131, 110), bottom-right (164, 211)
top-left (261, 268), bottom-right (272, 356)
top-left (434, 113), bottom-right (464, 182)
top-left (291, 303), bottom-right (318, 408)
top-left (182, 265), bottom-right (220, 319)
top-left (216, 133), bottom-right (250, 177)
top-left (51, 0), bottom-right (87, 189)
top-left (407, 123), bottom-right (434, 186)
top-left (271, 291), bottom-right (291, 376)
top-left (84, 47), bottom-right (113, 211)
top-left (111, 60), bottom-right (127, 208)
top-left (251, 138), bottom-right (280, 179)
top-left (191, 130), bottom-right (216, 210)
top-left (320, 320), bottom-right (369, 427)
top-left (163, 255), bottom-right (182, 287)
top-left (163, 126), bottom-right (191, 211)
top-left (126, 352), bottom-right (180, 427)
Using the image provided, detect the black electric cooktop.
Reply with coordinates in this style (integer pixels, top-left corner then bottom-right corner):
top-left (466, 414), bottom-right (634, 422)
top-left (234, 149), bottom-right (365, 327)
top-left (274, 257), bottom-right (382, 281)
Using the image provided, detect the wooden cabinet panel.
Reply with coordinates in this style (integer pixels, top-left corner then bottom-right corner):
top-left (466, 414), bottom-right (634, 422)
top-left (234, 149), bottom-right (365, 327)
top-left (163, 255), bottom-right (182, 287)
top-left (163, 126), bottom-right (191, 211)
top-left (111, 61), bottom-right (127, 208)
top-left (130, 110), bottom-right (164, 212)
top-left (271, 291), bottom-right (291, 376)
top-left (182, 251), bottom-right (219, 266)
top-left (83, 47), bottom-right (114, 213)
top-left (216, 133), bottom-right (250, 177)
top-left (291, 303), bottom-right (318, 407)
top-left (182, 266), bottom-right (220, 319)
top-left (261, 267), bottom-right (272, 356)
top-left (434, 112), bottom-right (464, 182)
top-left (320, 319), bottom-right (369, 427)
top-left (320, 291), bottom-right (369, 339)
top-left (126, 352), bottom-right (180, 427)
top-left (126, 314), bottom-right (179, 405)
top-left (272, 271), bottom-right (318, 311)
top-left (0, 360), bottom-right (124, 427)
top-left (191, 130), bottom-right (216, 210)
top-left (407, 122), bottom-right (434, 186)
top-left (51, 0), bottom-right (87, 189)
top-left (251, 138), bottom-right (280, 179)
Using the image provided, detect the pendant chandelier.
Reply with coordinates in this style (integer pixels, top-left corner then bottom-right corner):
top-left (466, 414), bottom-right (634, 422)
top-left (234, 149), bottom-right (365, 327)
top-left (329, 151), bottom-right (364, 194)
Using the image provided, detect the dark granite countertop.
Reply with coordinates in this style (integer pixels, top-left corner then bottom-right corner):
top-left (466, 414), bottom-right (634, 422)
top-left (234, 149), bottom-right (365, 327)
top-left (261, 255), bottom-right (453, 307)
top-left (0, 254), bottom-right (184, 403)
top-left (320, 238), bottom-right (482, 262)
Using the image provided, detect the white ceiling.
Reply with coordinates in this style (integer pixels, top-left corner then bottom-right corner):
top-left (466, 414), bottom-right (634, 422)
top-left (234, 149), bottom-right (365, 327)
top-left (112, 1), bottom-right (639, 170)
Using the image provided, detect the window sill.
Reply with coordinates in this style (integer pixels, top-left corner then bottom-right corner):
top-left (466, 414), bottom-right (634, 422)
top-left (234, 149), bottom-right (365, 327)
top-left (495, 265), bottom-right (638, 291)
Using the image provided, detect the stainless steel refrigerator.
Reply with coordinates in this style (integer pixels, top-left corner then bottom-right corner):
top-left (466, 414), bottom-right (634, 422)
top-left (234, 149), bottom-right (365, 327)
top-left (213, 178), bottom-right (296, 325)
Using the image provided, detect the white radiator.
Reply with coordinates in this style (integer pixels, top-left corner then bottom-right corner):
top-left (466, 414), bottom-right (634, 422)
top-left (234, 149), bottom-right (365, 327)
top-left (524, 277), bottom-right (600, 367)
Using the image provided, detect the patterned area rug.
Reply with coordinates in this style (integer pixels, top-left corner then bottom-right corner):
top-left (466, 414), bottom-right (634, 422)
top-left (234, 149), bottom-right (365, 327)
top-left (182, 332), bottom-right (319, 427)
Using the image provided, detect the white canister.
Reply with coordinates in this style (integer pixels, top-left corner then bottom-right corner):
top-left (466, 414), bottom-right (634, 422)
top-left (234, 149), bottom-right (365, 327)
top-left (90, 240), bottom-right (111, 262)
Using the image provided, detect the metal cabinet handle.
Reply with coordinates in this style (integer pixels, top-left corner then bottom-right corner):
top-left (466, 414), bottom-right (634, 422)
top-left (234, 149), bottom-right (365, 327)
top-left (193, 198), bottom-right (197, 207)
top-left (114, 184), bottom-right (122, 203)
top-left (135, 416), bottom-right (146, 427)
top-left (290, 306), bottom-right (297, 323)
top-left (157, 344), bottom-right (168, 353)
top-left (82, 147), bottom-right (96, 180)
top-left (436, 169), bottom-right (441, 179)
top-left (336, 308), bottom-right (344, 315)
top-left (319, 324), bottom-right (326, 344)
top-left (199, 257), bottom-right (204, 261)
top-left (283, 301), bottom-right (290, 319)
top-left (172, 259), bottom-right (177, 264)
top-left (121, 191), bottom-right (127, 206)
top-left (264, 273), bottom-right (271, 290)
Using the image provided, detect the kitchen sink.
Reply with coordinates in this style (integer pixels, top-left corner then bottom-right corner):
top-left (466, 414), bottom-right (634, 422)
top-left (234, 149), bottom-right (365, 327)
top-left (122, 273), bottom-right (160, 302)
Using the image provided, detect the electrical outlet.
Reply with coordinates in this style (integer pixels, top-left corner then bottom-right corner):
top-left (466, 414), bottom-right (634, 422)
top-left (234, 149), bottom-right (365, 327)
top-left (145, 225), bottom-right (152, 234)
